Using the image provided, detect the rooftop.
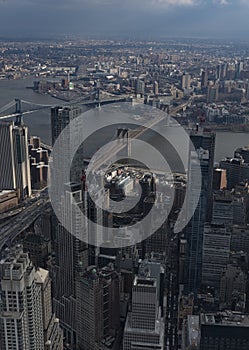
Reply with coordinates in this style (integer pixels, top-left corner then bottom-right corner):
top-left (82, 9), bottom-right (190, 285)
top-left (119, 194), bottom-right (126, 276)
top-left (134, 276), bottom-right (156, 287)
top-left (201, 311), bottom-right (249, 327)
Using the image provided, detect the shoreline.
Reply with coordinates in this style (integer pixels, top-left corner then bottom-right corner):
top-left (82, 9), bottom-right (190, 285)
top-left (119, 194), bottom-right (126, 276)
top-left (207, 125), bottom-right (249, 133)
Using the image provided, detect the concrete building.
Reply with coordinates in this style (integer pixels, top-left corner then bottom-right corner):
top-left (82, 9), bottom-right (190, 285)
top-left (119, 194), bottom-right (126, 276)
top-left (182, 73), bottom-right (191, 90)
top-left (207, 84), bottom-right (219, 103)
top-left (213, 168), bottom-right (227, 190)
top-left (219, 265), bottom-right (246, 309)
top-left (153, 80), bottom-right (159, 95)
top-left (178, 294), bottom-right (194, 332)
top-left (138, 260), bottom-right (165, 315)
top-left (235, 145), bottom-right (249, 163)
top-left (220, 157), bottom-right (249, 190)
top-left (202, 224), bottom-right (231, 288)
top-left (212, 189), bottom-right (247, 226)
top-left (35, 268), bottom-right (64, 350)
top-left (0, 121), bottom-right (31, 200)
top-left (179, 238), bottom-right (187, 285)
top-left (0, 248), bottom-right (63, 350)
top-left (233, 194), bottom-right (247, 225)
top-left (29, 136), bottom-right (49, 189)
top-left (201, 70), bottom-right (208, 89)
top-left (76, 266), bottom-right (120, 350)
top-left (123, 275), bottom-right (164, 350)
top-left (23, 210), bottom-right (52, 268)
top-left (231, 225), bottom-right (249, 255)
top-left (29, 136), bottom-right (41, 149)
top-left (182, 315), bottom-right (200, 350)
top-left (212, 191), bottom-right (233, 225)
top-left (143, 220), bottom-right (169, 257)
top-left (0, 190), bottom-right (18, 213)
top-left (200, 312), bottom-right (249, 350)
top-left (51, 106), bottom-right (81, 146)
top-left (136, 79), bottom-right (145, 95)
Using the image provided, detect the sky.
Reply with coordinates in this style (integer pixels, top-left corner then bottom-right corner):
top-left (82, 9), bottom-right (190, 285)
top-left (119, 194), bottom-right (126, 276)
top-left (0, 0), bottom-right (248, 40)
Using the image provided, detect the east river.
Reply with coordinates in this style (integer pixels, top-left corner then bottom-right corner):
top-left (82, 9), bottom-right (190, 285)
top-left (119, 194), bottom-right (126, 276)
top-left (0, 77), bottom-right (248, 166)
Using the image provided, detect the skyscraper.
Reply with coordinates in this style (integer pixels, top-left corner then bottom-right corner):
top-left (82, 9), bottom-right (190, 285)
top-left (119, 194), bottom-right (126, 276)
top-left (50, 105), bottom-right (90, 348)
top-left (202, 224), bottom-right (231, 288)
top-left (0, 247), bottom-right (63, 350)
top-left (51, 106), bottom-right (81, 146)
top-left (52, 183), bottom-right (88, 347)
top-left (207, 84), bottom-right (219, 103)
top-left (220, 156), bottom-right (249, 190)
top-left (212, 191), bottom-right (233, 225)
top-left (35, 268), bottom-right (64, 350)
top-left (182, 73), bottom-right (191, 90)
top-left (213, 168), bottom-right (227, 190)
top-left (0, 120), bottom-right (31, 200)
top-left (153, 80), bottom-right (159, 95)
top-left (135, 79), bottom-right (145, 95)
top-left (123, 269), bottom-right (165, 350)
top-left (184, 130), bottom-right (215, 294)
top-left (201, 70), bottom-right (208, 89)
top-left (75, 265), bottom-right (120, 350)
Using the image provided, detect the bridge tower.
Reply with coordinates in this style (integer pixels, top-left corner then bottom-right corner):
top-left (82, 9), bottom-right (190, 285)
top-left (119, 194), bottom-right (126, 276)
top-left (95, 89), bottom-right (101, 109)
top-left (116, 128), bottom-right (131, 158)
top-left (97, 89), bottom-right (100, 101)
top-left (97, 89), bottom-right (101, 108)
top-left (14, 98), bottom-right (23, 126)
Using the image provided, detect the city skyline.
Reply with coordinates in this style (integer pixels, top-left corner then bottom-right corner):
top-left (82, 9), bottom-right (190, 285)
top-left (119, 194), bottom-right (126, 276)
top-left (1, 34), bottom-right (249, 349)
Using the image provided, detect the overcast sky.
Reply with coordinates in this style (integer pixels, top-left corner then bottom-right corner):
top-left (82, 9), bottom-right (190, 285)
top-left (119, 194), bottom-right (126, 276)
top-left (0, 0), bottom-right (248, 39)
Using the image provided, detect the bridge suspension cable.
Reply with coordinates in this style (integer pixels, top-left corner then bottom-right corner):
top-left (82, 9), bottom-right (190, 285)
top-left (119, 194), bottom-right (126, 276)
top-left (0, 89), bottom-right (125, 122)
top-left (20, 99), bottom-right (54, 108)
top-left (0, 100), bottom-right (16, 114)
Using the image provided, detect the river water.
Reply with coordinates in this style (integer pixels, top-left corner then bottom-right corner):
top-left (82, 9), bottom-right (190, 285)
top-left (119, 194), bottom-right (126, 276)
top-left (0, 77), bottom-right (248, 164)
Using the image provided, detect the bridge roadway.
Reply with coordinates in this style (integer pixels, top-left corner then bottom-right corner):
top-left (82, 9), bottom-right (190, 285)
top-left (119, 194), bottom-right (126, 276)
top-left (89, 111), bottom-right (168, 173)
top-left (89, 101), bottom-right (189, 173)
top-left (40, 101), bottom-right (189, 160)
top-left (0, 96), bottom-right (128, 120)
top-left (0, 197), bottom-right (50, 252)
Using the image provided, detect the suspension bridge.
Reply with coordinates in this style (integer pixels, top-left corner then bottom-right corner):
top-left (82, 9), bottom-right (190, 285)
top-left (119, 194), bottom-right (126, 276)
top-left (0, 89), bottom-right (128, 126)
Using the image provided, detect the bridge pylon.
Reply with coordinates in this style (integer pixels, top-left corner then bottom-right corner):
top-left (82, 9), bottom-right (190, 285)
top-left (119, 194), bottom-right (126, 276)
top-left (14, 98), bottom-right (23, 126)
top-left (116, 128), bottom-right (131, 158)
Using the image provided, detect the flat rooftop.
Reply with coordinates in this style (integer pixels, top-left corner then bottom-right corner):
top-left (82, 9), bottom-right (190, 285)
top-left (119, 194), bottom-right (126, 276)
top-left (134, 276), bottom-right (156, 287)
top-left (201, 312), bottom-right (249, 327)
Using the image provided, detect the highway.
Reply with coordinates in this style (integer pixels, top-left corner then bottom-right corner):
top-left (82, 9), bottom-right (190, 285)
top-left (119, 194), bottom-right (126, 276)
top-left (0, 207), bottom-right (24, 221)
top-left (0, 196), bottom-right (50, 252)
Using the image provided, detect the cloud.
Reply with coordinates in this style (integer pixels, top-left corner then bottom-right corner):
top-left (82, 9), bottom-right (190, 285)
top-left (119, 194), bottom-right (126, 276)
top-left (213, 0), bottom-right (229, 5)
top-left (148, 0), bottom-right (198, 5)
top-left (0, 0), bottom-right (248, 38)
top-left (0, 0), bottom-right (199, 8)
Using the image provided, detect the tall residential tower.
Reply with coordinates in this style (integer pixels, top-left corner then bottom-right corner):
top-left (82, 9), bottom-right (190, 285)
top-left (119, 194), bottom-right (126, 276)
top-left (0, 121), bottom-right (31, 200)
